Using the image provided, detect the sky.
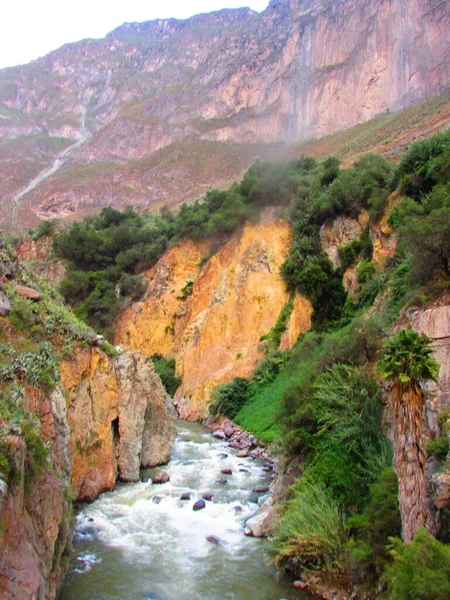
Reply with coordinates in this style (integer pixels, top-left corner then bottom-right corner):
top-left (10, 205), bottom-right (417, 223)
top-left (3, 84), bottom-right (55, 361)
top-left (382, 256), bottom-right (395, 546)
top-left (0, 1), bottom-right (270, 70)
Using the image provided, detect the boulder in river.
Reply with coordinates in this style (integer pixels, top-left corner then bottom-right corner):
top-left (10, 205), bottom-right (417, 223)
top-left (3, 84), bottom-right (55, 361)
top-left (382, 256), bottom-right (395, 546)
top-left (252, 485), bottom-right (269, 494)
top-left (237, 450), bottom-right (248, 457)
top-left (153, 471), bottom-right (170, 484)
top-left (180, 492), bottom-right (191, 500)
top-left (223, 423), bottom-right (235, 438)
top-left (212, 429), bottom-right (226, 440)
top-left (141, 476), bottom-right (150, 483)
top-left (218, 453), bottom-right (228, 459)
top-left (202, 492), bottom-right (214, 501)
top-left (206, 535), bottom-right (221, 545)
top-left (193, 499), bottom-right (206, 511)
top-left (221, 468), bottom-right (232, 475)
top-left (152, 496), bottom-right (163, 504)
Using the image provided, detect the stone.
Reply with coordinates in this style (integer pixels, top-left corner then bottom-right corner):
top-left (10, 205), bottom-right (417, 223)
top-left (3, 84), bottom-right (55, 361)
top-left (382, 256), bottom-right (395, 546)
top-left (258, 493), bottom-right (269, 506)
top-left (206, 535), bottom-right (220, 545)
top-left (193, 499), bottom-right (206, 511)
top-left (141, 476), bottom-right (150, 483)
top-left (252, 485), bottom-right (269, 494)
top-left (245, 496), bottom-right (275, 537)
top-left (14, 285), bottom-right (42, 301)
top-left (152, 471), bottom-right (170, 484)
top-left (223, 424), bottom-right (235, 438)
top-left (221, 469), bottom-right (232, 475)
top-left (202, 493), bottom-right (214, 502)
top-left (239, 468), bottom-right (249, 473)
top-left (293, 581), bottom-right (307, 590)
top-left (217, 453), bottom-right (228, 459)
top-left (152, 496), bottom-right (163, 504)
top-left (0, 292), bottom-right (10, 316)
top-left (180, 492), bottom-right (191, 500)
top-left (233, 505), bottom-right (243, 513)
top-left (212, 430), bottom-right (226, 440)
top-left (62, 349), bottom-right (176, 501)
top-left (216, 479), bottom-right (228, 485)
top-left (236, 450), bottom-right (248, 457)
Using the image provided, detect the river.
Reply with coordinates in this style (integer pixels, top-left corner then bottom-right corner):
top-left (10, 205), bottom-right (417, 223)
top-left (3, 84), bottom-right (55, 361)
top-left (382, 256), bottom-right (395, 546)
top-left (60, 420), bottom-right (307, 600)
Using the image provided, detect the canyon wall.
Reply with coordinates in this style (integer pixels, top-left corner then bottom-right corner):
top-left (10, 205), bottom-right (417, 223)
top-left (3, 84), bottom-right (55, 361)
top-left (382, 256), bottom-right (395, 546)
top-left (115, 219), bottom-right (313, 419)
top-left (0, 0), bottom-right (448, 229)
top-left (0, 345), bottom-right (175, 599)
top-left (61, 348), bottom-right (176, 500)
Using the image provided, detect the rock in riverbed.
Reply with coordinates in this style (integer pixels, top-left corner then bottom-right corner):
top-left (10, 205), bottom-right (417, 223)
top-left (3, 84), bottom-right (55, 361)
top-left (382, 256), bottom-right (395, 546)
top-left (193, 499), bottom-right (206, 511)
top-left (152, 471), bottom-right (170, 484)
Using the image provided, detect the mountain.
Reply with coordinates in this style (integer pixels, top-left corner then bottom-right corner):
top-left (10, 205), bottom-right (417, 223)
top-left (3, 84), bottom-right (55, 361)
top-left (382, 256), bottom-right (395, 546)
top-left (0, 0), bottom-right (449, 230)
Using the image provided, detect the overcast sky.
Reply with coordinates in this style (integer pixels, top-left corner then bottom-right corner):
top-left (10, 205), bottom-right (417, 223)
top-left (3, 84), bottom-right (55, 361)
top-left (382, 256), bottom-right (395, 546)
top-left (0, 1), bottom-right (270, 70)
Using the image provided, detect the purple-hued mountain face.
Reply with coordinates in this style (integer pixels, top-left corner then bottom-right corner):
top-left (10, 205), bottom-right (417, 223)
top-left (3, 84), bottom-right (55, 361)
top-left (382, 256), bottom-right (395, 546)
top-left (0, 0), bottom-right (449, 230)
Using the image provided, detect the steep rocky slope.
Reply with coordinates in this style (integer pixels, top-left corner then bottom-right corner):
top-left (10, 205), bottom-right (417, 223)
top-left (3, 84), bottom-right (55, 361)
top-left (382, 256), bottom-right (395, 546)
top-left (115, 218), bottom-right (313, 419)
top-left (0, 242), bottom-right (176, 599)
top-left (0, 0), bottom-right (449, 230)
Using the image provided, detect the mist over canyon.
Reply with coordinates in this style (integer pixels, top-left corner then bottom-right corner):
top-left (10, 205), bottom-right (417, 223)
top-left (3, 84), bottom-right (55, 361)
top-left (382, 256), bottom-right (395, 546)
top-left (0, 0), bottom-right (449, 230)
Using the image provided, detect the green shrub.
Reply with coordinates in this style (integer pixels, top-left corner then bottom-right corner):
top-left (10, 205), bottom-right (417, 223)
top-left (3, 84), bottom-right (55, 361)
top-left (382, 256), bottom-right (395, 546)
top-left (209, 377), bottom-right (249, 419)
top-left (32, 220), bottom-right (55, 239)
top-left (346, 468), bottom-right (401, 580)
top-left (425, 436), bottom-right (449, 460)
top-left (385, 529), bottom-right (450, 599)
top-left (338, 239), bottom-right (361, 270)
top-left (9, 298), bottom-right (37, 332)
top-left (274, 480), bottom-right (346, 573)
top-left (260, 299), bottom-right (294, 354)
top-left (119, 273), bottom-right (147, 300)
top-left (357, 260), bottom-right (376, 285)
top-left (176, 280), bottom-right (194, 301)
top-left (151, 353), bottom-right (181, 397)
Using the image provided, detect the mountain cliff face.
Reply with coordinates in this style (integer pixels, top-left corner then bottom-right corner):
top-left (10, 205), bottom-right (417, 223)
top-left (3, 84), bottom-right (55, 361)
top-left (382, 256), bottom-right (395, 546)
top-left (0, 0), bottom-right (449, 230)
top-left (115, 218), bottom-right (313, 419)
top-left (0, 346), bottom-right (175, 599)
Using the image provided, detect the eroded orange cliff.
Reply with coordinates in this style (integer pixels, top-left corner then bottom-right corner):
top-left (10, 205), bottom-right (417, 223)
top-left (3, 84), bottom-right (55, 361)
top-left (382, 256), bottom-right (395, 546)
top-left (61, 348), bottom-right (176, 501)
top-left (115, 219), bottom-right (313, 419)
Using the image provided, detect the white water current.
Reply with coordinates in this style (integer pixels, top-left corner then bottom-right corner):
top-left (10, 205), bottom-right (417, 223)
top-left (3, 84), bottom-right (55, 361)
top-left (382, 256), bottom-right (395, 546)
top-left (60, 421), bottom-right (307, 600)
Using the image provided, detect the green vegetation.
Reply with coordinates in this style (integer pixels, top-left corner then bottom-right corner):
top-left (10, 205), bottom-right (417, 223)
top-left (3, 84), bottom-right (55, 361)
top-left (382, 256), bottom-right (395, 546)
top-left (260, 298), bottom-right (294, 354)
top-left (205, 129), bottom-right (450, 592)
top-left (0, 385), bottom-right (49, 493)
top-left (377, 329), bottom-right (439, 543)
top-left (385, 529), bottom-right (450, 600)
top-left (151, 354), bottom-right (181, 397)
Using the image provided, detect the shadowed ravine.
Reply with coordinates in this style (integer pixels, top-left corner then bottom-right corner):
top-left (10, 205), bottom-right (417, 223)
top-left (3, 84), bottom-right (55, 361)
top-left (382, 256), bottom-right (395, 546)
top-left (60, 421), bottom-right (306, 600)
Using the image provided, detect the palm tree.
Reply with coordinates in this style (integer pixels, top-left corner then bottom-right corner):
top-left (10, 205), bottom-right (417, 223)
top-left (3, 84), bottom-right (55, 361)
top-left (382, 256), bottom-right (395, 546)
top-left (377, 328), bottom-right (439, 543)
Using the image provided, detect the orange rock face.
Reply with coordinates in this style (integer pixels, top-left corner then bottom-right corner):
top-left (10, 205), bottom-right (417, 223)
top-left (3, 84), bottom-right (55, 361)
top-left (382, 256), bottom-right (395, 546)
top-left (61, 349), bottom-right (175, 501)
top-left (115, 220), bottom-right (312, 419)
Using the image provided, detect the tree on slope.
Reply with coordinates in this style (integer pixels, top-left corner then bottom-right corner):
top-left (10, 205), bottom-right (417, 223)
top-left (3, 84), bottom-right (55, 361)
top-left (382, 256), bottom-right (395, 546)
top-left (377, 328), bottom-right (439, 543)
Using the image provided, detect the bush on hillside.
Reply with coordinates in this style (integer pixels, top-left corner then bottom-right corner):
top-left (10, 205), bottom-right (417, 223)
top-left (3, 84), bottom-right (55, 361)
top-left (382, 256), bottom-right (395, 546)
top-left (384, 529), bottom-right (450, 600)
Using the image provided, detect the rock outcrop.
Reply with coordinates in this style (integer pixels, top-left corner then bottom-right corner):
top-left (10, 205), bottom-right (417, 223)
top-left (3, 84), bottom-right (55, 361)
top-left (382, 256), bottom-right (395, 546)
top-left (0, 346), bottom-right (176, 598)
top-left (0, 390), bottom-right (72, 600)
top-left (1, 0), bottom-right (449, 230)
top-left (61, 348), bottom-right (176, 500)
top-left (115, 219), bottom-right (313, 419)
